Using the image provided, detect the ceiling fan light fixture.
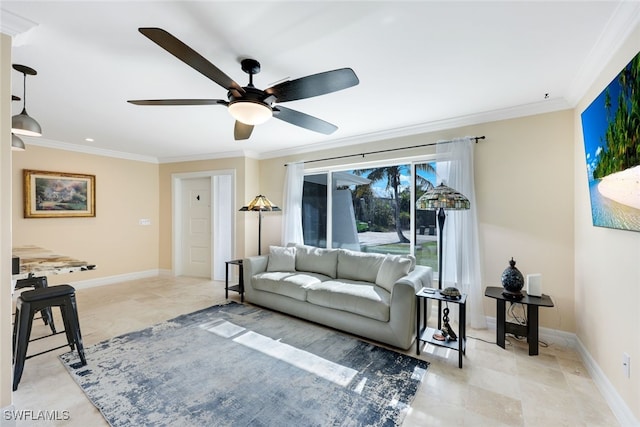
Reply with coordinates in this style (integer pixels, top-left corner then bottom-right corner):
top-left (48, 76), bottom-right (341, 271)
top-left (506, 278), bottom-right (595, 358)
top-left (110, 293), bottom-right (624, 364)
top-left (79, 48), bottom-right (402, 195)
top-left (228, 100), bottom-right (272, 125)
top-left (11, 133), bottom-right (26, 151)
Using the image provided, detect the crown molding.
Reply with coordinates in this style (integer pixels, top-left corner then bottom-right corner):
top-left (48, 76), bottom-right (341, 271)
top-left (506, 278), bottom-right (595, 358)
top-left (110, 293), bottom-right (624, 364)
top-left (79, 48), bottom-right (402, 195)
top-left (0, 8), bottom-right (38, 37)
top-left (258, 97), bottom-right (571, 161)
top-left (565, 2), bottom-right (640, 106)
top-left (22, 136), bottom-right (160, 164)
top-left (158, 149), bottom-right (257, 164)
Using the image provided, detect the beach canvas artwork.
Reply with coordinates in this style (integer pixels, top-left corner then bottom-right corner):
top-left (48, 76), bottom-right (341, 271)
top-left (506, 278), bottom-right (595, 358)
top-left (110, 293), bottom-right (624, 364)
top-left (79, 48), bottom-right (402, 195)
top-left (581, 50), bottom-right (640, 232)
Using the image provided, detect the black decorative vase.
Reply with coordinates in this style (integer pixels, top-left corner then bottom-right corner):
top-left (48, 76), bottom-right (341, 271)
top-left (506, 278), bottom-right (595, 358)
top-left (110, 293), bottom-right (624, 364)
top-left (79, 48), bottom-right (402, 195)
top-left (501, 257), bottom-right (524, 299)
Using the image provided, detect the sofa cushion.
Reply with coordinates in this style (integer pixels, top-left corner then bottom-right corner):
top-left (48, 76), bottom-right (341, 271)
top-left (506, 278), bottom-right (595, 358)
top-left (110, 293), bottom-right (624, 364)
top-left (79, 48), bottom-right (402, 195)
top-left (252, 271), bottom-right (329, 301)
top-left (295, 245), bottom-right (338, 278)
top-left (306, 279), bottom-right (390, 322)
top-left (375, 254), bottom-right (412, 292)
top-left (267, 245), bottom-right (296, 272)
top-left (336, 249), bottom-right (385, 283)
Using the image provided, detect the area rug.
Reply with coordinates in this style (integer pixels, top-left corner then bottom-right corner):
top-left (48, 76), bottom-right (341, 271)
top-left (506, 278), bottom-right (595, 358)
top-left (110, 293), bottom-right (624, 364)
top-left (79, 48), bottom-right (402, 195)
top-left (60, 302), bottom-right (428, 427)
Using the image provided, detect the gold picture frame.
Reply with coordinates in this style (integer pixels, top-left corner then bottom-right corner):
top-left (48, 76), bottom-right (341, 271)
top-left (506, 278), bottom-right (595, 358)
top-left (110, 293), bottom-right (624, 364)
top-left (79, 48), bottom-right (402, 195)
top-left (24, 170), bottom-right (96, 218)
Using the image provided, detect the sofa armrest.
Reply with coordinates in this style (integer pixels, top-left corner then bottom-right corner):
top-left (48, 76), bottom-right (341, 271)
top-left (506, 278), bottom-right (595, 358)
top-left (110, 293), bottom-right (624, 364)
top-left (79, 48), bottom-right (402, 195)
top-left (390, 265), bottom-right (433, 307)
top-left (395, 265), bottom-right (433, 293)
top-left (243, 255), bottom-right (269, 292)
top-left (387, 265), bottom-right (433, 347)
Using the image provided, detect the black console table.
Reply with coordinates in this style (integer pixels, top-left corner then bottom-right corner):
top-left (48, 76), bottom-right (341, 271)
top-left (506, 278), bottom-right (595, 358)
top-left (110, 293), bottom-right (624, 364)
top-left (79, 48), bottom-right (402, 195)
top-left (225, 259), bottom-right (244, 302)
top-left (484, 286), bottom-right (554, 356)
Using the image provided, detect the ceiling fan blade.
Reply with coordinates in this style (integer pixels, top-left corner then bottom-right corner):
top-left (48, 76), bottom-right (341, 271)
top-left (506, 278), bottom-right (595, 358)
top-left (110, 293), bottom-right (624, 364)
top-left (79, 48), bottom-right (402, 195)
top-left (234, 121), bottom-right (254, 140)
top-left (273, 106), bottom-right (337, 135)
top-left (265, 68), bottom-right (359, 102)
top-left (128, 99), bottom-right (228, 106)
top-left (139, 27), bottom-right (244, 94)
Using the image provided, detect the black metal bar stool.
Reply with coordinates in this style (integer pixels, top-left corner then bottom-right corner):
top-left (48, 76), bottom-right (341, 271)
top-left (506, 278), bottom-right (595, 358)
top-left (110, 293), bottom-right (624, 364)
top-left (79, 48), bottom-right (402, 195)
top-left (14, 274), bottom-right (56, 333)
top-left (12, 284), bottom-right (87, 391)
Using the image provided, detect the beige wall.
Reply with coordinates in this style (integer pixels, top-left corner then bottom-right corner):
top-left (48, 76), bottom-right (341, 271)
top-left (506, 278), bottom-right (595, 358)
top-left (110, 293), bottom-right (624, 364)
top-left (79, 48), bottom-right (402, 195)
top-left (1, 32), bottom-right (13, 410)
top-left (11, 146), bottom-right (160, 284)
top-left (240, 156), bottom-right (261, 256)
top-left (259, 110), bottom-right (576, 333)
top-left (574, 25), bottom-right (640, 419)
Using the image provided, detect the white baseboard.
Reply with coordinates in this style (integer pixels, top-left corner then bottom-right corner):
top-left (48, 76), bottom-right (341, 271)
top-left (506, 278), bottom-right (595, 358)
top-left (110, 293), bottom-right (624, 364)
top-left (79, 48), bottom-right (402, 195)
top-left (485, 316), bottom-right (638, 426)
top-left (575, 336), bottom-right (639, 427)
top-left (64, 269), bottom-right (164, 290)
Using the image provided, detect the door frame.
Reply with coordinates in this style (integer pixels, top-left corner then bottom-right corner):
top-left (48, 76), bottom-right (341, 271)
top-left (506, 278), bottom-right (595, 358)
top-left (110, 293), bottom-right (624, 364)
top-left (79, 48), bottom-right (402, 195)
top-left (172, 170), bottom-right (235, 279)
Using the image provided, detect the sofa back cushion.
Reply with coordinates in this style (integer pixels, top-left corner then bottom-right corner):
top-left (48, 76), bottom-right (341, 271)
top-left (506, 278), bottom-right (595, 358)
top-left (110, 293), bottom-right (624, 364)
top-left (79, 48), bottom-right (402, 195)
top-left (375, 254), bottom-right (412, 292)
top-left (267, 245), bottom-right (296, 272)
top-left (337, 249), bottom-right (385, 283)
top-left (295, 245), bottom-right (338, 278)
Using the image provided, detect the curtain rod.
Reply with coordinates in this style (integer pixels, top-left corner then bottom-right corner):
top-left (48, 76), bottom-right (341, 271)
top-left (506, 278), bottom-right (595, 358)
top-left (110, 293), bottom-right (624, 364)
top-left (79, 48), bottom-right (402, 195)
top-left (285, 136), bottom-right (485, 166)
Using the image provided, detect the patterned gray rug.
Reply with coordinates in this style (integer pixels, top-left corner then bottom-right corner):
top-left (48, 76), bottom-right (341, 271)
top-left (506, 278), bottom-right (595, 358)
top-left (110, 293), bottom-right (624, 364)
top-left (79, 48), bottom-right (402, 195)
top-left (60, 302), bottom-right (428, 427)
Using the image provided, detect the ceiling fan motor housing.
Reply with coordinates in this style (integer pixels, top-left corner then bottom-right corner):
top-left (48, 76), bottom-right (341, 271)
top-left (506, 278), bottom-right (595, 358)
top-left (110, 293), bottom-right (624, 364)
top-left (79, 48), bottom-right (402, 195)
top-left (228, 87), bottom-right (273, 125)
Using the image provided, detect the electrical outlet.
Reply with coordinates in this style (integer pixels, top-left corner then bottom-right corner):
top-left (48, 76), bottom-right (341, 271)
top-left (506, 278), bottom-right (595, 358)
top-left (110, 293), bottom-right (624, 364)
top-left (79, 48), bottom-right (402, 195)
top-left (623, 353), bottom-right (630, 378)
top-left (139, 218), bottom-right (151, 226)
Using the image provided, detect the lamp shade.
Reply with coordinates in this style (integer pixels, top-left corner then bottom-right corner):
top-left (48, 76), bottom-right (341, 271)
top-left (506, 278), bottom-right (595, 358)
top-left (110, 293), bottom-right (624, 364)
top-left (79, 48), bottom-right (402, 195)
top-left (11, 133), bottom-right (26, 151)
top-left (12, 109), bottom-right (42, 137)
top-left (229, 101), bottom-right (272, 125)
top-left (239, 195), bottom-right (281, 212)
top-left (417, 182), bottom-right (470, 210)
top-left (240, 195), bottom-right (281, 256)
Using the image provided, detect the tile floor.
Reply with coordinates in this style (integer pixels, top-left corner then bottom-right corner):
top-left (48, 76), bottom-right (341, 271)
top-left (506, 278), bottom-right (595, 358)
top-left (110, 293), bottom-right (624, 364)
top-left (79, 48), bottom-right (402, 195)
top-left (8, 276), bottom-right (620, 426)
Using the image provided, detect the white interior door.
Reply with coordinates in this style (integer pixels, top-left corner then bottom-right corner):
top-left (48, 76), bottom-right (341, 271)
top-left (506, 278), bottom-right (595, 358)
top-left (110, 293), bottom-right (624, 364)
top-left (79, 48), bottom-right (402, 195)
top-left (173, 170), bottom-right (235, 280)
top-left (181, 177), bottom-right (211, 278)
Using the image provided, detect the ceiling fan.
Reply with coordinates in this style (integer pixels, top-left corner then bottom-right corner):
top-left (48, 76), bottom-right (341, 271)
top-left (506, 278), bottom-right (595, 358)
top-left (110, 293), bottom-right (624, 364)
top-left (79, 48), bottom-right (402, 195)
top-left (128, 27), bottom-right (359, 140)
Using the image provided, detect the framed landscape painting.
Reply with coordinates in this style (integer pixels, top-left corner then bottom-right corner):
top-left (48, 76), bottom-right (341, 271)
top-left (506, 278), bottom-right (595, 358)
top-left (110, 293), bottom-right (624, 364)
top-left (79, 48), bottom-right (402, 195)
top-left (580, 50), bottom-right (640, 232)
top-left (24, 170), bottom-right (96, 218)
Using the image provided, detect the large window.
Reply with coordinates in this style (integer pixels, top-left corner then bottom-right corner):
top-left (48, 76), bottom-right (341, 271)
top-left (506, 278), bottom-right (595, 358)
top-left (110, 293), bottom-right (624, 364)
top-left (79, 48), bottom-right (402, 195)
top-left (302, 174), bottom-right (328, 248)
top-left (302, 160), bottom-right (438, 270)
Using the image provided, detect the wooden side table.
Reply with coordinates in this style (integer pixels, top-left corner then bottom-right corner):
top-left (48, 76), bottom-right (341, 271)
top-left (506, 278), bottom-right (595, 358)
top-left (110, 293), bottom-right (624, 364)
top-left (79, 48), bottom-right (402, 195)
top-left (416, 287), bottom-right (467, 368)
top-left (225, 259), bottom-right (244, 302)
top-left (484, 286), bottom-right (554, 355)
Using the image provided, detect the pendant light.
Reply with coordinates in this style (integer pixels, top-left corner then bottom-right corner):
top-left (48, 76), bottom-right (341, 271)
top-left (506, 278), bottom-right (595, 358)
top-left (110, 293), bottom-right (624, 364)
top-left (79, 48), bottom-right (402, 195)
top-left (11, 133), bottom-right (26, 151)
top-left (10, 95), bottom-right (26, 151)
top-left (12, 64), bottom-right (42, 137)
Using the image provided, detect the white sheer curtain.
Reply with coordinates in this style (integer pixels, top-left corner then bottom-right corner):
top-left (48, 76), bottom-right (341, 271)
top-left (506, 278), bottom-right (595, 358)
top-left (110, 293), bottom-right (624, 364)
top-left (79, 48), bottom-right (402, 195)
top-left (437, 138), bottom-right (486, 328)
top-left (281, 162), bottom-right (305, 246)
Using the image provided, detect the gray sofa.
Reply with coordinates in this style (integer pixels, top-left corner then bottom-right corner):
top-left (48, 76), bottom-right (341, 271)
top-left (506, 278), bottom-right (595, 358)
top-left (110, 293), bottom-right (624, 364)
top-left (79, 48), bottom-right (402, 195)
top-left (243, 244), bottom-right (432, 350)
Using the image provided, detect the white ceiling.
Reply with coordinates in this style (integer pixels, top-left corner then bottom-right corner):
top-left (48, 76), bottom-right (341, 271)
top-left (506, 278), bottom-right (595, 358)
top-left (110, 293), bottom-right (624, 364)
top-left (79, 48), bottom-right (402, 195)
top-left (2, 1), bottom-right (639, 163)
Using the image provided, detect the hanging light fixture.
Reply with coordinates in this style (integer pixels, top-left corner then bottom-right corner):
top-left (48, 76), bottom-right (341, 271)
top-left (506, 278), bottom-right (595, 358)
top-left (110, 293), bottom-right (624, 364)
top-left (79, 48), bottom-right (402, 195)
top-left (11, 133), bottom-right (26, 151)
top-left (10, 95), bottom-right (26, 151)
top-left (12, 64), bottom-right (42, 137)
